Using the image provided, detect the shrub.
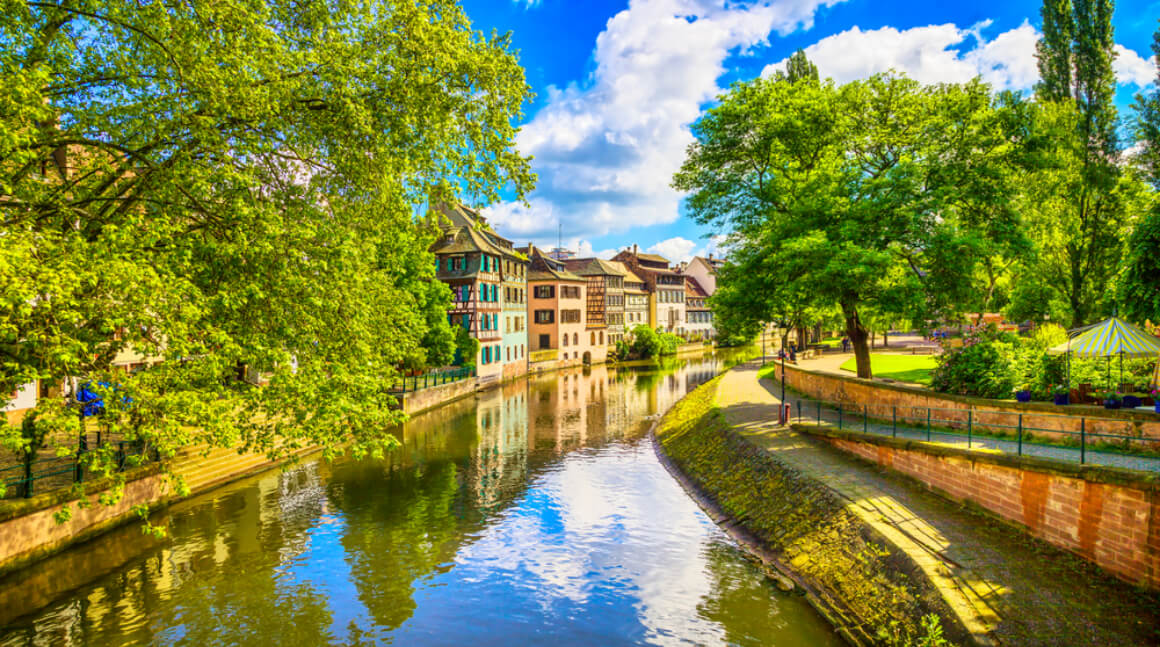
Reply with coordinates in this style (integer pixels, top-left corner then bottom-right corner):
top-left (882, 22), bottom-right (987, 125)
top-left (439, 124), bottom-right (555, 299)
top-left (657, 332), bottom-right (683, 355)
top-left (931, 335), bottom-right (1020, 399)
top-left (629, 325), bottom-right (661, 359)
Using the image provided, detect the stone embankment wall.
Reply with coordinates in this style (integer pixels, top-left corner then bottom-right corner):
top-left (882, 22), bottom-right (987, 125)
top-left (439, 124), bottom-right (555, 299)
top-left (801, 425), bottom-right (1160, 590)
top-left (653, 376), bottom-right (963, 647)
top-left (0, 443), bottom-right (317, 576)
top-left (781, 363), bottom-right (1160, 445)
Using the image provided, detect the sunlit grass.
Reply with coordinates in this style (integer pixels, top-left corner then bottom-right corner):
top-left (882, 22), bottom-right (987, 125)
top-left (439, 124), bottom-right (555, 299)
top-left (839, 354), bottom-right (937, 385)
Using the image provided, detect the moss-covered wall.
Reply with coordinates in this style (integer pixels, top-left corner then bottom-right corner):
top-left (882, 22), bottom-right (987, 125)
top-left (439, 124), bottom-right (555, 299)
top-left (654, 376), bottom-right (959, 647)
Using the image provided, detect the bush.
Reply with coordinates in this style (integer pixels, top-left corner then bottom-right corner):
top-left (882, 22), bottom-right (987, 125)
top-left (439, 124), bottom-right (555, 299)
top-left (931, 339), bottom-right (1020, 398)
top-left (658, 332), bottom-right (683, 355)
top-left (629, 325), bottom-right (661, 359)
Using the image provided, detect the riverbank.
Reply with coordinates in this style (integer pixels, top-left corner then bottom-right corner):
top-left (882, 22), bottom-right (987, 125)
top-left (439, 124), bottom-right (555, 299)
top-left (655, 362), bottom-right (1160, 647)
top-left (653, 373), bottom-right (962, 647)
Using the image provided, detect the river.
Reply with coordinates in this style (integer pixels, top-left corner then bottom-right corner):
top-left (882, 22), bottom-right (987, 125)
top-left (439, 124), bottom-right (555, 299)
top-left (0, 349), bottom-right (840, 646)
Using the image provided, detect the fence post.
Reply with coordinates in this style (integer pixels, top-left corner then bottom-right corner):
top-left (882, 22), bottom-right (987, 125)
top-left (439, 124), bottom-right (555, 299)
top-left (967, 410), bottom-right (973, 449)
top-left (1080, 418), bottom-right (1086, 465)
top-left (892, 407), bottom-right (897, 438)
top-left (863, 405), bottom-right (868, 434)
top-left (926, 409), bottom-right (931, 442)
top-left (1017, 414), bottom-right (1023, 456)
top-left (22, 458), bottom-right (32, 499)
top-left (838, 405), bottom-right (843, 430)
top-left (797, 401), bottom-right (801, 422)
top-left (75, 431), bottom-right (87, 484)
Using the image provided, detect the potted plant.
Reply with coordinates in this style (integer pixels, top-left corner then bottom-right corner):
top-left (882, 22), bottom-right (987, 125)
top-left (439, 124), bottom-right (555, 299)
top-left (1123, 391), bottom-right (1143, 409)
top-left (1014, 385), bottom-right (1032, 403)
top-left (1098, 391), bottom-right (1123, 410)
top-left (1050, 384), bottom-right (1070, 406)
top-left (1152, 387), bottom-right (1160, 414)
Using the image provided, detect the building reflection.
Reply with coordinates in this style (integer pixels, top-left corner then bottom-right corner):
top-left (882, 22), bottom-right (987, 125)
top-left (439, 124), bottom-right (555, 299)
top-left (0, 350), bottom-right (752, 647)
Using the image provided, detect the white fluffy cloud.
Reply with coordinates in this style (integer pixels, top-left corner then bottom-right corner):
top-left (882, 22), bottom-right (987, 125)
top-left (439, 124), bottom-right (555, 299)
top-left (1114, 44), bottom-right (1156, 87)
top-left (484, 0), bottom-right (842, 245)
top-left (762, 21), bottom-right (1156, 92)
top-left (646, 237), bottom-right (699, 263)
top-left (762, 21), bottom-right (1040, 89)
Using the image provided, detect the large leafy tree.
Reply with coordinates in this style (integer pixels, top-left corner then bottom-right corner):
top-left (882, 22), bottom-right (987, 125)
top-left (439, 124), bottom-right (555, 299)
top-left (1120, 20), bottom-right (1160, 324)
top-left (675, 71), bottom-right (1027, 378)
top-left (1024, 0), bottom-right (1134, 326)
top-left (1, 0), bottom-right (533, 499)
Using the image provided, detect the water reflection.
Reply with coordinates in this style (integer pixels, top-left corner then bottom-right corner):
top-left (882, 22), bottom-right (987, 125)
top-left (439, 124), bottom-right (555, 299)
top-left (0, 349), bottom-right (840, 646)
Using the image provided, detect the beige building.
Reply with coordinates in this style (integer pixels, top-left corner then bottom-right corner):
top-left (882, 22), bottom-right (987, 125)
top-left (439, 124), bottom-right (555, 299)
top-left (525, 246), bottom-right (603, 366)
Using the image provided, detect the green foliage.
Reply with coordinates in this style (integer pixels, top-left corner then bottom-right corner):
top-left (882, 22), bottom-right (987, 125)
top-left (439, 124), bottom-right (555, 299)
top-left (1118, 205), bottom-right (1160, 324)
top-left (931, 334), bottom-right (1022, 399)
top-left (1133, 21), bottom-right (1160, 187)
top-left (454, 326), bottom-right (480, 367)
top-left (675, 72), bottom-right (1029, 379)
top-left (0, 0), bottom-right (533, 508)
top-left (657, 331), bottom-right (683, 356)
top-left (1027, 323), bottom-right (1069, 350)
top-left (629, 325), bottom-right (662, 359)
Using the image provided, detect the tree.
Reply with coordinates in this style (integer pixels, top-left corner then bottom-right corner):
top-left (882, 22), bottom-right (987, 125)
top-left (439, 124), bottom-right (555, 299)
top-left (1133, 21), bottom-right (1160, 187)
top-left (1024, 0), bottom-right (1129, 327)
top-left (675, 71), bottom-right (1027, 378)
top-left (1119, 203), bottom-right (1160, 323)
top-left (629, 325), bottom-right (662, 359)
top-left (1119, 20), bottom-right (1160, 324)
top-left (784, 49), bottom-right (819, 83)
top-left (1, 0), bottom-right (533, 508)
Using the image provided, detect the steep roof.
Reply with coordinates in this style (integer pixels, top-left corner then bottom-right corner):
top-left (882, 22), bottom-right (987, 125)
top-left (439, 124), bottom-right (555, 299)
top-left (637, 253), bottom-right (669, 264)
top-left (691, 255), bottom-right (725, 274)
top-left (529, 267), bottom-right (585, 282)
top-left (686, 276), bottom-right (710, 298)
top-left (430, 202), bottom-right (526, 262)
top-left (564, 257), bottom-right (627, 277)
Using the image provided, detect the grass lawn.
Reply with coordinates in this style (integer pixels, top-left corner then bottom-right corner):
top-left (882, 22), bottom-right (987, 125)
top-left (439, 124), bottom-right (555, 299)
top-left (839, 354), bottom-right (937, 385)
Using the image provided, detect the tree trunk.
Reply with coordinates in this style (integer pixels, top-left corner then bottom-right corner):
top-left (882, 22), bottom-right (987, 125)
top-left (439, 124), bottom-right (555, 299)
top-left (796, 327), bottom-right (807, 350)
top-left (882, 329), bottom-right (889, 348)
top-left (843, 303), bottom-right (872, 379)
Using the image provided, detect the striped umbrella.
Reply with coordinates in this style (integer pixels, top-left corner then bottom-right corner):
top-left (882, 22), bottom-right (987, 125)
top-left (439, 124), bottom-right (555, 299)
top-left (1049, 317), bottom-right (1160, 390)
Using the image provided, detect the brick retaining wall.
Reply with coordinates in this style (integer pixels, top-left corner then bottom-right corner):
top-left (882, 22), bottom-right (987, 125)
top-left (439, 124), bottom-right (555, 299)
top-left (802, 426), bottom-right (1160, 590)
top-left (780, 363), bottom-right (1160, 446)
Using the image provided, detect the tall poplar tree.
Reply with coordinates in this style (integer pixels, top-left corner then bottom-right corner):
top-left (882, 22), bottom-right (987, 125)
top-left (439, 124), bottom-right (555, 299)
top-left (1025, 0), bottom-right (1133, 327)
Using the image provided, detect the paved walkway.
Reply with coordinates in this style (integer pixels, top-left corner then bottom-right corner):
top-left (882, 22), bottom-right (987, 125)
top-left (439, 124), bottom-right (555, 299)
top-left (716, 363), bottom-right (1160, 647)
top-left (779, 353), bottom-right (1160, 473)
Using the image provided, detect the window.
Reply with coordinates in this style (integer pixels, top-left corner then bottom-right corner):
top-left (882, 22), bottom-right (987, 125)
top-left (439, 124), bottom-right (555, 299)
top-left (573, 333), bottom-right (578, 345)
top-left (590, 332), bottom-right (595, 345)
top-left (534, 310), bottom-right (554, 324)
top-left (563, 334), bottom-right (569, 346)
top-left (483, 346), bottom-right (490, 364)
top-left (561, 310), bottom-right (581, 324)
top-left (507, 347), bottom-right (511, 361)
top-left (534, 285), bottom-right (555, 299)
top-left (599, 331), bottom-right (604, 345)
top-left (539, 334), bottom-right (550, 349)
top-left (561, 286), bottom-right (580, 299)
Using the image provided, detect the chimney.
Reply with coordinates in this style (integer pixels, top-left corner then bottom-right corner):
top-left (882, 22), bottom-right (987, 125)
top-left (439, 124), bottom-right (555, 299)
top-left (633, 243), bottom-right (638, 255)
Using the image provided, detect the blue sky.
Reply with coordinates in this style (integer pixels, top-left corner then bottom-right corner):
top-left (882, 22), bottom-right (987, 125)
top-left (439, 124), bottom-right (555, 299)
top-left (460, 0), bottom-right (1160, 263)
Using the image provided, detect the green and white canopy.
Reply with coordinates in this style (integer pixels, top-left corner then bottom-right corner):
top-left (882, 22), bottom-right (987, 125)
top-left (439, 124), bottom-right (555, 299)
top-left (1049, 317), bottom-right (1160, 358)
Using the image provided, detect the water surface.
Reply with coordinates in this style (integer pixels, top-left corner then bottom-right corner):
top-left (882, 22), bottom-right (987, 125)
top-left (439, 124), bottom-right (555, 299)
top-left (0, 351), bottom-right (840, 646)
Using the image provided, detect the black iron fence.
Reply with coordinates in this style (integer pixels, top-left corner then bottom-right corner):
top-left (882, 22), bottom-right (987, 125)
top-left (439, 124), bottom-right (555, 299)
top-left (780, 391), bottom-right (1160, 472)
top-left (0, 432), bottom-right (157, 500)
top-left (389, 366), bottom-right (475, 393)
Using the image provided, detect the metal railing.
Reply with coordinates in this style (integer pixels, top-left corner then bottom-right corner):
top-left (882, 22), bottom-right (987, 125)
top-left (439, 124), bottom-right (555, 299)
top-left (778, 389), bottom-right (1160, 473)
top-left (389, 366), bottom-right (475, 393)
top-left (0, 432), bottom-right (157, 500)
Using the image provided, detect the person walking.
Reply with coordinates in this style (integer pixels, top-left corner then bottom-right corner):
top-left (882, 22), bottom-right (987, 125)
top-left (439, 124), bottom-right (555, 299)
top-left (841, 336), bottom-right (849, 353)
